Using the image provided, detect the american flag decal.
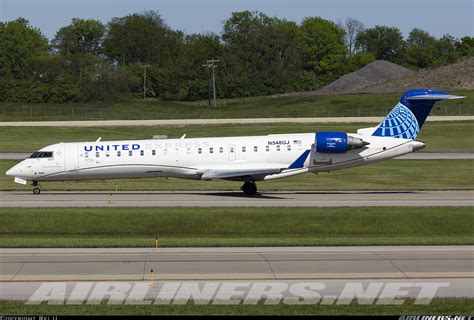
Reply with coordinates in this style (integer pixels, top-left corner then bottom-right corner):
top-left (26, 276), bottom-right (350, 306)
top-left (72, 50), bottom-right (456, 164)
top-left (293, 140), bottom-right (302, 145)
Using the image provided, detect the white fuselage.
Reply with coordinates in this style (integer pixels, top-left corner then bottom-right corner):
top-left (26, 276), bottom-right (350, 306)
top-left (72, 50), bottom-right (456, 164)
top-left (6, 132), bottom-right (424, 183)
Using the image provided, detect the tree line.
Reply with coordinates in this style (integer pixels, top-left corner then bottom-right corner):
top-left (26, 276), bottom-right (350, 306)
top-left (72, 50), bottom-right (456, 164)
top-left (0, 10), bottom-right (472, 103)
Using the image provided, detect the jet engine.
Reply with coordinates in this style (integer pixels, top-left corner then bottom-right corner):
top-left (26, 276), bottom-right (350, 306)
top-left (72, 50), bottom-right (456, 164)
top-left (315, 132), bottom-right (369, 153)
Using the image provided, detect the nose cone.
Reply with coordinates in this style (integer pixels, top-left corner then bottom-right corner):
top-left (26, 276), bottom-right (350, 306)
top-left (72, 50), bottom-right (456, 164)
top-left (411, 141), bottom-right (426, 152)
top-left (6, 163), bottom-right (22, 177)
top-left (5, 166), bottom-right (16, 177)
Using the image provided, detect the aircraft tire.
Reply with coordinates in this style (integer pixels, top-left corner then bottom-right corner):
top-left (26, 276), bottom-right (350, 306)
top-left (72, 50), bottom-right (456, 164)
top-left (241, 182), bottom-right (257, 196)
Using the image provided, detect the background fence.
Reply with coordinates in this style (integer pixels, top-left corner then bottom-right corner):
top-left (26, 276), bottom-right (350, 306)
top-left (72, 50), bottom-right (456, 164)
top-left (0, 103), bottom-right (469, 121)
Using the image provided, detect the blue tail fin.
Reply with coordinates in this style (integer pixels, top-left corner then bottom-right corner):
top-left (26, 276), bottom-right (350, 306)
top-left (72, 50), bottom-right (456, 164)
top-left (372, 89), bottom-right (464, 139)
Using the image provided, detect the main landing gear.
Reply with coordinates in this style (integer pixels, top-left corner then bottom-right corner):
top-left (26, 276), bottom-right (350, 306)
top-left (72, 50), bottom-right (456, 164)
top-left (32, 181), bottom-right (41, 195)
top-left (241, 181), bottom-right (257, 196)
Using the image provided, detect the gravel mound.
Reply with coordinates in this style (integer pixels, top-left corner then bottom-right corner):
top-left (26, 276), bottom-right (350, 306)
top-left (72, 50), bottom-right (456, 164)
top-left (316, 60), bottom-right (413, 94)
top-left (362, 57), bottom-right (474, 93)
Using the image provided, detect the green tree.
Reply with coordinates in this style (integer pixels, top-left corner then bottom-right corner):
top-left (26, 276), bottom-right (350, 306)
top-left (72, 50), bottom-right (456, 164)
top-left (51, 18), bottom-right (104, 55)
top-left (405, 28), bottom-right (437, 68)
top-left (179, 33), bottom-right (224, 100)
top-left (102, 10), bottom-right (174, 66)
top-left (457, 36), bottom-right (474, 56)
top-left (0, 18), bottom-right (48, 78)
top-left (433, 34), bottom-right (460, 65)
top-left (222, 11), bottom-right (308, 97)
top-left (355, 25), bottom-right (404, 62)
top-left (222, 11), bottom-right (278, 96)
top-left (346, 51), bottom-right (376, 72)
top-left (299, 17), bottom-right (347, 87)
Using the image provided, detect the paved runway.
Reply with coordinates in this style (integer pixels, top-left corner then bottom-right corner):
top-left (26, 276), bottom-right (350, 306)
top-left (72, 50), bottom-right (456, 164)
top-left (1, 246), bottom-right (472, 281)
top-left (1, 115), bottom-right (472, 127)
top-left (2, 152), bottom-right (473, 160)
top-left (1, 190), bottom-right (473, 207)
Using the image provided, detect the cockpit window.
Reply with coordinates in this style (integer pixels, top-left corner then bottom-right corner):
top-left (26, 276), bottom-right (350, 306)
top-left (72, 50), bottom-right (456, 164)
top-left (29, 151), bottom-right (53, 158)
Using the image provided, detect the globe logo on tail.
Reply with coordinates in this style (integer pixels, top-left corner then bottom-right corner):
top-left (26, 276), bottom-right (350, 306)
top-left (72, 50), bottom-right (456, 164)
top-left (372, 103), bottom-right (420, 139)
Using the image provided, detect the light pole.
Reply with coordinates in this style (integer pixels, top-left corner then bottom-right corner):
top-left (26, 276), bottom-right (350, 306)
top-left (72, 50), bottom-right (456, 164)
top-left (203, 60), bottom-right (219, 107)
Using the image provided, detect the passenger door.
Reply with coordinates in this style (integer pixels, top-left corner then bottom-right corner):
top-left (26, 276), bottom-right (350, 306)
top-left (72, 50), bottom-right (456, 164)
top-left (64, 143), bottom-right (78, 171)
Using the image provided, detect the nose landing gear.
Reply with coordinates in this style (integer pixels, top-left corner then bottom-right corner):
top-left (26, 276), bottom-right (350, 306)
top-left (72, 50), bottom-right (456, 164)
top-left (32, 181), bottom-right (41, 195)
top-left (241, 181), bottom-right (257, 196)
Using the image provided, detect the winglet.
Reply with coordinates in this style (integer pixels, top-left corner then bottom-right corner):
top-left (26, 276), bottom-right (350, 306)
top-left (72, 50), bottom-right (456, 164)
top-left (288, 150), bottom-right (310, 169)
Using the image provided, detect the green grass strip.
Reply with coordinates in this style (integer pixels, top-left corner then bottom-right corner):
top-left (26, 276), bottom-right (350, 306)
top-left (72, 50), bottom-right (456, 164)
top-left (1, 298), bottom-right (472, 315)
top-left (1, 207), bottom-right (472, 247)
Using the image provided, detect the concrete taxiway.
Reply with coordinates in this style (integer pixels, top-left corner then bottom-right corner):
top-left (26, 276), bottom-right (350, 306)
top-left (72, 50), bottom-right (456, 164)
top-left (1, 246), bottom-right (472, 282)
top-left (1, 246), bottom-right (473, 300)
top-left (1, 279), bottom-right (473, 301)
top-left (0, 190), bottom-right (473, 207)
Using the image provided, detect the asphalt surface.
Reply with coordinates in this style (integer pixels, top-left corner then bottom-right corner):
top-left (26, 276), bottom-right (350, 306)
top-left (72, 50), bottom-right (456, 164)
top-left (1, 115), bottom-right (472, 126)
top-left (1, 190), bottom-right (473, 207)
top-left (2, 152), bottom-right (473, 160)
top-left (1, 246), bottom-right (472, 282)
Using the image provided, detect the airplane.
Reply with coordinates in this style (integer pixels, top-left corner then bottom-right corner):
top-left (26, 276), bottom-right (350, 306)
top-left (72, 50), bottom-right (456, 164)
top-left (6, 89), bottom-right (464, 195)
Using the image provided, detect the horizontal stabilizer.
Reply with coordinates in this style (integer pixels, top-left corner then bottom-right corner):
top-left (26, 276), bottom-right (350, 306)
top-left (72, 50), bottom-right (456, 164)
top-left (407, 94), bottom-right (465, 100)
top-left (357, 127), bottom-right (377, 135)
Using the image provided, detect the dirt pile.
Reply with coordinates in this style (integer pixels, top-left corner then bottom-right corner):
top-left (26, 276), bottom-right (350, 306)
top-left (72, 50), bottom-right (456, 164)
top-left (362, 57), bottom-right (474, 93)
top-left (315, 60), bottom-right (414, 94)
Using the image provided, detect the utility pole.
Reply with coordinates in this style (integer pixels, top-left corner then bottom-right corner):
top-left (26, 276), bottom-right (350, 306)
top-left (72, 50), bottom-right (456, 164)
top-left (203, 59), bottom-right (219, 107)
top-left (143, 64), bottom-right (150, 99)
top-left (203, 62), bottom-right (211, 107)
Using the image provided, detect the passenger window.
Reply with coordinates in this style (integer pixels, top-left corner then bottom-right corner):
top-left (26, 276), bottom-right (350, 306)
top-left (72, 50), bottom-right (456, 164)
top-left (198, 148), bottom-right (202, 154)
top-left (117, 151), bottom-right (121, 157)
top-left (106, 153), bottom-right (110, 157)
top-left (140, 150), bottom-right (144, 156)
top-left (85, 152), bottom-right (89, 158)
top-left (152, 150), bottom-right (156, 156)
top-left (266, 146), bottom-right (270, 152)
top-left (276, 145), bottom-right (280, 151)
top-left (129, 150), bottom-right (132, 156)
top-left (96, 152), bottom-right (100, 158)
top-left (210, 147), bottom-right (214, 153)
top-left (230, 147), bottom-right (234, 153)
top-left (287, 145), bottom-right (291, 151)
top-left (242, 146), bottom-right (246, 152)
top-left (219, 147), bottom-right (223, 153)
top-left (254, 146), bottom-right (258, 152)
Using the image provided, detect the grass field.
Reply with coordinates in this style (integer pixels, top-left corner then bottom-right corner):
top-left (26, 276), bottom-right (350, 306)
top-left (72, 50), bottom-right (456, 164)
top-left (1, 159), bottom-right (473, 191)
top-left (1, 299), bottom-right (472, 315)
top-left (1, 207), bottom-right (472, 247)
top-left (0, 91), bottom-right (472, 121)
top-left (1, 121), bottom-right (473, 152)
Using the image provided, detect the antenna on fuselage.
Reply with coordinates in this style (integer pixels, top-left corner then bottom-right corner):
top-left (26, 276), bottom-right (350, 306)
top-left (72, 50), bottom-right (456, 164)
top-left (96, 137), bottom-right (102, 142)
top-left (180, 134), bottom-right (186, 139)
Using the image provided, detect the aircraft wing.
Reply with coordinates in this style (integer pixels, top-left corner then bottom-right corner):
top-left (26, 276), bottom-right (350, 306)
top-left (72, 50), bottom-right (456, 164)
top-left (199, 163), bottom-right (286, 180)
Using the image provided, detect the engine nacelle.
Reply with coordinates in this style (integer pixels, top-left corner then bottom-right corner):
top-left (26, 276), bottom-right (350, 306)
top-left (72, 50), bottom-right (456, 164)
top-left (316, 132), bottom-right (368, 153)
